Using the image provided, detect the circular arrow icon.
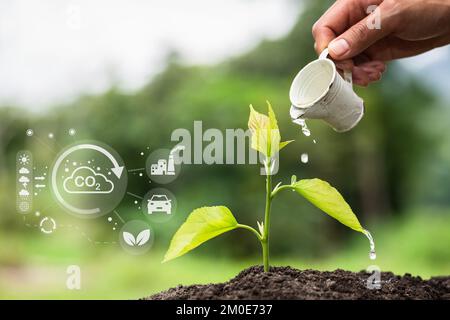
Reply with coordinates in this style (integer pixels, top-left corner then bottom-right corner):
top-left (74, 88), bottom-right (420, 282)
top-left (51, 141), bottom-right (127, 218)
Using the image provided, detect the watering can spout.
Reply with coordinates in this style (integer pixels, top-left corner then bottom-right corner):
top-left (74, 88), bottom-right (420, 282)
top-left (290, 100), bottom-right (364, 132)
top-left (290, 104), bottom-right (330, 121)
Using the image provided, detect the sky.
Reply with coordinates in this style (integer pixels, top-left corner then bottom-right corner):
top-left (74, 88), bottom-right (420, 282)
top-left (0, 0), bottom-right (299, 111)
top-left (0, 0), bottom-right (448, 111)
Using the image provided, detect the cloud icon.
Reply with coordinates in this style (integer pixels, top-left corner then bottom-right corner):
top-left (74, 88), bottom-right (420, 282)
top-left (63, 166), bottom-right (114, 194)
top-left (19, 167), bottom-right (30, 174)
top-left (19, 176), bottom-right (30, 183)
top-left (19, 189), bottom-right (29, 197)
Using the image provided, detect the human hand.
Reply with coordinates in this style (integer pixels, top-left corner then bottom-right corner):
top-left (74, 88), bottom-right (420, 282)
top-left (312, 0), bottom-right (450, 86)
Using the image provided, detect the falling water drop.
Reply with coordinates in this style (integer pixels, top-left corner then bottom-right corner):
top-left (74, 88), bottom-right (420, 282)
top-left (363, 229), bottom-right (376, 260)
top-left (300, 153), bottom-right (309, 164)
top-left (293, 118), bottom-right (311, 137)
top-left (313, 139), bottom-right (317, 144)
top-left (302, 127), bottom-right (311, 137)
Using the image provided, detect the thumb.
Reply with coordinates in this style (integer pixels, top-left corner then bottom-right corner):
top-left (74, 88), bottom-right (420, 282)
top-left (328, 6), bottom-right (393, 60)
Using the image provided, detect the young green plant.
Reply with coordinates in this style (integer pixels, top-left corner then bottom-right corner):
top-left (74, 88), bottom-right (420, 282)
top-left (162, 101), bottom-right (374, 271)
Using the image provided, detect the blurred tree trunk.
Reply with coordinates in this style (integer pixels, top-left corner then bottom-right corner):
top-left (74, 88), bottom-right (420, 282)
top-left (354, 133), bottom-right (391, 219)
top-left (0, 123), bottom-right (14, 174)
top-left (0, 121), bottom-right (15, 224)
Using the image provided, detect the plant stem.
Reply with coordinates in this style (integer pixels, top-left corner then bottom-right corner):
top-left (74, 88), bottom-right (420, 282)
top-left (271, 184), bottom-right (294, 198)
top-left (236, 224), bottom-right (262, 241)
top-left (262, 158), bottom-right (272, 272)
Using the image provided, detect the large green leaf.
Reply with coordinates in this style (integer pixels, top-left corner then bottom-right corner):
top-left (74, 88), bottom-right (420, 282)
top-left (293, 179), bottom-right (364, 232)
top-left (248, 101), bottom-right (292, 157)
top-left (163, 206), bottom-right (238, 262)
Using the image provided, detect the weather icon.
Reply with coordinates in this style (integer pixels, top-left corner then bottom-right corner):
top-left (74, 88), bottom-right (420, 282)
top-left (63, 166), bottom-right (114, 194)
top-left (19, 176), bottom-right (30, 184)
top-left (19, 167), bottom-right (30, 174)
top-left (18, 154), bottom-right (31, 165)
top-left (19, 189), bottom-right (30, 197)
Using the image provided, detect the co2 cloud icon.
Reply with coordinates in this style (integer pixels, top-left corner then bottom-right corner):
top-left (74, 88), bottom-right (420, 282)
top-left (63, 166), bottom-right (114, 194)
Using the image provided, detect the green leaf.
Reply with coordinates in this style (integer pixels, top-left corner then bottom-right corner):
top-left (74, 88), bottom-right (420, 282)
top-left (279, 140), bottom-right (294, 151)
top-left (293, 179), bottom-right (364, 232)
top-left (163, 206), bottom-right (238, 262)
top-left (248, 101), bottom-right (290, 157)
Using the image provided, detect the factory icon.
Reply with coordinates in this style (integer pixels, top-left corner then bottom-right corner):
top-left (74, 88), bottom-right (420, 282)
top-left (150, 146), bottom-right (184, 176)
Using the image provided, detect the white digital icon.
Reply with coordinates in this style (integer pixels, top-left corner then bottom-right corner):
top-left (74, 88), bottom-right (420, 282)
top-left (147, 194), bottom-right (172, 214)
top-left (150, 145), bottom-right (184, 176)
top-left (19, 167), bottom-right (30, 174)
top-left (18, 201), bottom-right (30, 212)
top-left (19, 176), bottom-right (30, 186)
top-left (122, 229), bottom-right (150, 247)
top-left (18, 154), bottom-right (31, 165)
top-left (63, 166), bottom-right (114, 194)
top-left (19, 189), bottom-right (30, 197)
top-left (40, 217), bottom-right (57, 234)
top-left (51, 142), bottom-right (126, 217)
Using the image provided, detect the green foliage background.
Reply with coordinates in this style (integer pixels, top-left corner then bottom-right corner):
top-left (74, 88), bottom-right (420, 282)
top-left (0, 1), bottom-right (449, 298)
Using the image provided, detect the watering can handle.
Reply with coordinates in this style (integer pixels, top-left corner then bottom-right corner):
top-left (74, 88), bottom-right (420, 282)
top-left (319, 48), bottom-right (353, 85)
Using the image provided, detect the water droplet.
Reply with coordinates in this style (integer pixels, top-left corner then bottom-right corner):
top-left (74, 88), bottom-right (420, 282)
top-left (293, 117), bottom-right (311, 137)
top-left (363, 229), bottom-right (376, 260)
top-left (300, 153), bottom-right (309, 164)
top-left (302, 128), bottom-right (311, 136)
top-left (313, 139), bottom-right (317, 144)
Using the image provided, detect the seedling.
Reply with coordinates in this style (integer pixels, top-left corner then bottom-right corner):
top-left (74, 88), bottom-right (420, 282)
top-left (163, 101), bottom-right (374, 271)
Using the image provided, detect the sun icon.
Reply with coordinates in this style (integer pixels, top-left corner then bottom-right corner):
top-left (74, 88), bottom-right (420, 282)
top-left (19, 154), bottom-right (30, 165)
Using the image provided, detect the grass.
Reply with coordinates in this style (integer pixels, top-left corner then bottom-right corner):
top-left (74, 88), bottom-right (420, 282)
top-left (0, 209), bottom-right (448, 299)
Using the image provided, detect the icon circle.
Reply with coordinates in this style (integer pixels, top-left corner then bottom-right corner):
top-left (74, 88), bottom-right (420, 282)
top-left (119, 220), bottom-right (154, 255)
top-left (40, 217), bottom-right (56, 234)
top-left (142, 188), bottom-right (177, 223)
top-left (146, 147), bottom-right (183, 184)
top-left (51, 141), bottom-right (127, 218)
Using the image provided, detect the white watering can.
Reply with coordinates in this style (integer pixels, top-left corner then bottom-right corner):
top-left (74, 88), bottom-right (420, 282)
top-left (289, 48), bottom-right (364, 132)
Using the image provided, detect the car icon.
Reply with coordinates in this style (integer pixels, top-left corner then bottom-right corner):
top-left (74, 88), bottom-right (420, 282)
top-left (147, 195), bottom-right (172, 214)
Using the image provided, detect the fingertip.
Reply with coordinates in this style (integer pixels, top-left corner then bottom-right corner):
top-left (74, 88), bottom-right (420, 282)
top-left (353, 67), bottom-right (370, 87)
top-left (358, 61), bottom-right (386, 74)
top-left (328, 38), bottom-right (350, 59)
top-left (368, 71), bottom-right (382, 82)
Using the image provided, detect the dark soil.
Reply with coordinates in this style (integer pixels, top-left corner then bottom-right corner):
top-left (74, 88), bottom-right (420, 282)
top-left (147, 266), bottom-right (450, 300)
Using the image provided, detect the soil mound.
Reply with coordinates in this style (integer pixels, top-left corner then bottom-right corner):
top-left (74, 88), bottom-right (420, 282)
top-left (147, 266), bottom-right (450, 300)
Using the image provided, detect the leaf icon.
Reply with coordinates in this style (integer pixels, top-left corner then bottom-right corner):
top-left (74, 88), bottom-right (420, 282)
top-left (136, 229), bottom-right (150, 246)
top-left (123, 231), bottom-right (136, 246)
